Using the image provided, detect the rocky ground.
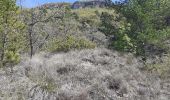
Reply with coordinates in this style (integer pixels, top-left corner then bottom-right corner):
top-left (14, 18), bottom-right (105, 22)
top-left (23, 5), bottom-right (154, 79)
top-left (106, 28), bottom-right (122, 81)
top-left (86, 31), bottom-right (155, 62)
top-left (0, 48), bottom-right (169, 100)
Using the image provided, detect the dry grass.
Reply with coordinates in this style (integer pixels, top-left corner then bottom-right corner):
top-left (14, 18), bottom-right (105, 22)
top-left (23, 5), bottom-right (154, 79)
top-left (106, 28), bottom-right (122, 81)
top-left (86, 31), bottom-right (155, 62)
top-left (0, 48), bottom-right (169, 100)
top-left (72, 8), bottom-right (117, 27)
top-left (146, 55), bottom-right (170, 79)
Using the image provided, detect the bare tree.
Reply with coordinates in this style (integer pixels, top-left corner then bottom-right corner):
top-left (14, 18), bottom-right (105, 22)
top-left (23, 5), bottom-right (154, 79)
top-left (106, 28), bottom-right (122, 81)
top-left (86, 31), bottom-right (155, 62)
top-left (21, 5), bottom-right (64, 58)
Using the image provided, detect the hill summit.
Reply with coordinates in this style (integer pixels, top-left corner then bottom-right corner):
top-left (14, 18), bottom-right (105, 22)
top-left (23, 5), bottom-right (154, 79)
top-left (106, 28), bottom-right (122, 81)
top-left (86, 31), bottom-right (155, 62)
top-left (72, 0), bottom-right (112, 9)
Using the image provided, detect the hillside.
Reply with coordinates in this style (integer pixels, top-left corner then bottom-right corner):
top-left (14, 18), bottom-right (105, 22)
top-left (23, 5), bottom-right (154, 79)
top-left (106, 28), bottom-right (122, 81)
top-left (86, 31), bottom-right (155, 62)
top-left (0, 48), bottom-right (169, 100)
top-left (0, 0), bottom-right (170, 100)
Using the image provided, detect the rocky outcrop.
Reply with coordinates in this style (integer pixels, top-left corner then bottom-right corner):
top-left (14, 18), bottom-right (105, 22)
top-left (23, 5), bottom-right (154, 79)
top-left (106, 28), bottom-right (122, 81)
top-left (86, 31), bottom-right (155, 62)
top-left (72, 0), bottom-right (111, 9)
top-left (38, 3), bottom-right (70, 9)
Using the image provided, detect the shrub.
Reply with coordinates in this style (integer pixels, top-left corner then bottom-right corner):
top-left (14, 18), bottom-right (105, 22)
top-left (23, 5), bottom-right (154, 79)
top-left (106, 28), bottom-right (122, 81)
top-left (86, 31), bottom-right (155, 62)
top-left (116, 0), bottom-right (170, 56)
top-left (72, 8), bottom-right (116, 27)
top-left (4, 50), bottom-right (20, 65)
top-left (44, 35), bottom-right (96, 52)
top-left (0, 61), bottom-right (3, 68)
top-left (1, 50), bottom-right (21, 72)
top-left (112, 33), bottom-right (134, 52)
top-left (99, 11), bottom-right (134, 52)
top-left (146, 55), bottom-right (170, 78)
top-left (148, 28), bottom-right (170, 46)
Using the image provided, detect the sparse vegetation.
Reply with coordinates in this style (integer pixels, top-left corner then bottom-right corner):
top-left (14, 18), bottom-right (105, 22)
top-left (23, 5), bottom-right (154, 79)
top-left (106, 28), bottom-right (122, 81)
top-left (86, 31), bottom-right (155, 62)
top-left (147, 55), bottom-right (170, 78)
top-left (1, 48), bottom-right (167, 100)
top-left (73, 8), bottom-right (116, 27)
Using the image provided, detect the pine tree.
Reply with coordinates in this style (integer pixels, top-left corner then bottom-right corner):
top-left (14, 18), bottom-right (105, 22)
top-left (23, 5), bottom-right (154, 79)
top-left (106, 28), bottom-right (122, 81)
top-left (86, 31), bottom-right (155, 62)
top-left (0, 0), bottom-right (25, 71)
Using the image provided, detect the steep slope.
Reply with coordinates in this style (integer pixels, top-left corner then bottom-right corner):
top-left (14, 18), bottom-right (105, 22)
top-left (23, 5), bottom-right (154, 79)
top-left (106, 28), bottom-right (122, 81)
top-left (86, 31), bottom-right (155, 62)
top-left (0, 48), bottom-right (169, 100)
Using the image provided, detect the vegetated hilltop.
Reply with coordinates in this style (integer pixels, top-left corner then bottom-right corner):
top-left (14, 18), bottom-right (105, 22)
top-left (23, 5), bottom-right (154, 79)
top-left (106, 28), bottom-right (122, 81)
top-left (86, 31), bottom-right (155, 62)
top-left (39, 2), bottom-right (71, 9)
top-left (71, 0), bottom-right (112, 9)
top-left (20, 6), bottom-right (123, 54)
top-left (37, 0), bottom-right (112, 9)
top-left (0, 48), bottom-right (169, 100)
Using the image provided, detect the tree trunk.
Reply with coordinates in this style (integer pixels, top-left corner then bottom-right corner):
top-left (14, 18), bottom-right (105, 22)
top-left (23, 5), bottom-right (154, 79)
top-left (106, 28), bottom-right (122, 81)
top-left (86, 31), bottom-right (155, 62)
top-left (1, 15), bottom-right (8, 63)
top-left (29, 26), bottom-right (33, 58)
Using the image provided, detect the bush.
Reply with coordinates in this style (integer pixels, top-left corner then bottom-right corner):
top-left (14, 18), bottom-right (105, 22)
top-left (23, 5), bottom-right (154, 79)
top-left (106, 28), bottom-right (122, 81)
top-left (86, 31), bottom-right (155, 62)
top-left (99, 11), bottom-right (134, 52)
top-left (73, 8), bottom-right (116, 27)
top-left (3, 50), bottom-right (20, 67)
top-left (146, 55), bottom-right (170, 78)
top-left (44, 35), bottom-right (96, 52)
top-left (4, 50), bottom-right (20, 65)
top-left (112, 34), bottom-right (134, 52)
top-left (116, 0), bottom-right (170, 56)
top-left (1, 50), bottom-right (21, 72)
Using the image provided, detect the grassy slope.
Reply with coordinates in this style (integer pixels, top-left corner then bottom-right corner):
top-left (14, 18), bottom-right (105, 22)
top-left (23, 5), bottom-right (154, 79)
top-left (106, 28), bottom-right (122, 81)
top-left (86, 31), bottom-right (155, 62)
top-left (0, 48), bottom-right (169, 100)
top-left (72, 8), bottom-right (117, 27)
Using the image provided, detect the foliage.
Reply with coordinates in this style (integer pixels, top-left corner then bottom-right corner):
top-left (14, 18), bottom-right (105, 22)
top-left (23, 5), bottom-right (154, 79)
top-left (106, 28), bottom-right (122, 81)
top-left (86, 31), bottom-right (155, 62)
top-left (4, 50), bottom-right (20, 65)
top-left (99, 10), bottom-right (134, 52)
top-left (44, 35), bottom-right (96, 52)
top-left (0, 0), bottom-right (25, 67)
top-left (20, 6), bottom-right (66, 58)
top-left (40, 79), bottom-right (57, 93)
top-left (113, 34), bottom-right (134, 52)
top-left (73, 8), bottom-right (116, 27)
top-left (112, 0), bottom-right (170, 55)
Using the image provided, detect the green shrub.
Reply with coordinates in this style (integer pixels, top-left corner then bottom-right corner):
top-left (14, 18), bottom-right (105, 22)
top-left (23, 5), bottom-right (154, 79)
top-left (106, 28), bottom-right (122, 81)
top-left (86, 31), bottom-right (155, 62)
top-left (72, 8), bottom-right (116, 27)
top-left (117, 0), bottom-right (170, 56)
top-left (148, 28), bottom-right (170, 45)
top-left (0, 61), bottom-right (3, 68)
top-left (44, 35), bottom-right (96, 52)
top-left (99, 11), bottom-right (134, 52)
top-left (113, 34), bottom-right (134, 52)
top-left (4, 50), bottom-right (20, 65)
top-left (0, 50), bottom-right (21, 72)
top-left (40, 78), bottom-right (57, 93)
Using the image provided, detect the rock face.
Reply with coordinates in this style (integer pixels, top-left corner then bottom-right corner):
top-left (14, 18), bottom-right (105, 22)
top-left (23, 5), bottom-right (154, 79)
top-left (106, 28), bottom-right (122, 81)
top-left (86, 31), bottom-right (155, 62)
top-left (38, 3), bottom-right (70, 9)
top-left (72, 0), bottom-right (111, 9)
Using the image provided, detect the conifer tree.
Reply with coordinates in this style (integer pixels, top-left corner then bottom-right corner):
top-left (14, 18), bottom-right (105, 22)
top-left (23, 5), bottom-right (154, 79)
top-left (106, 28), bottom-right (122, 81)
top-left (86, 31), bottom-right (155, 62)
top-left (0, 0), bottom-right (25, 71)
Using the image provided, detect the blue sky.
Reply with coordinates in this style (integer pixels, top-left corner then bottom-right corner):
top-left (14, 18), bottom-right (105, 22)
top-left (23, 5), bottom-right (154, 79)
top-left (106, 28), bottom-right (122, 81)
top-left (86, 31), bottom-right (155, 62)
top-left (17, 0), bottom-right (120, 8)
